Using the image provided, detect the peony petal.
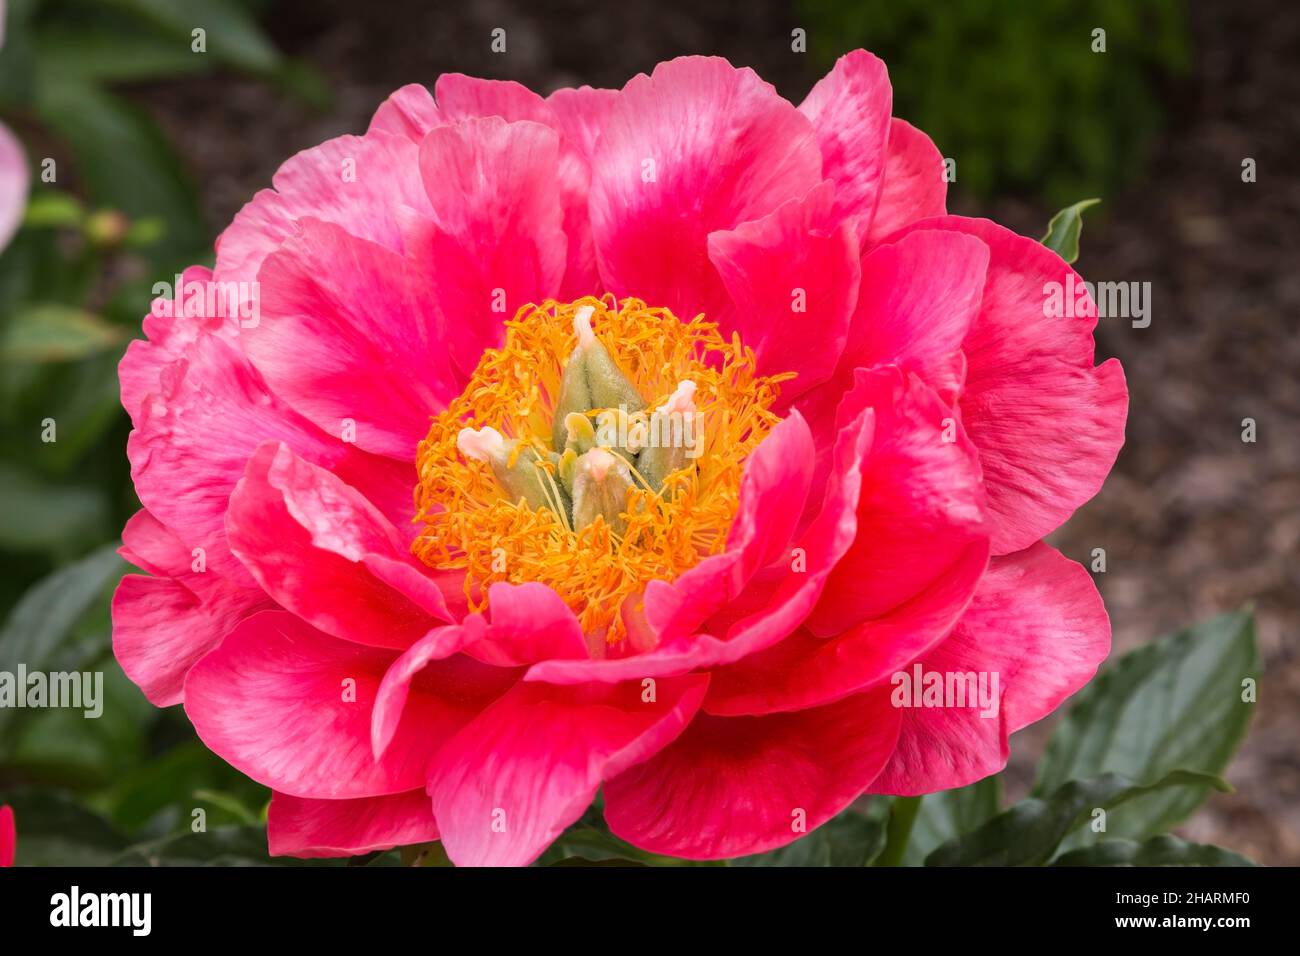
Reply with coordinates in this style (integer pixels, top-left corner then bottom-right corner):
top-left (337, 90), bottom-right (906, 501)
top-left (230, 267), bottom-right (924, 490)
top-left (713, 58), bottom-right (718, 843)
top-left (369, 616), bottom-right (511, 761)
top-left (119, 265), bottom-right (238, 423)
top-left (702, 555), bottom-right (985, 718)
top-left (467, 582), bottom-right (589, 667)
top-left (120, 509), bottom-right (219, 593)
top-left (114, 510), bottom-right (273, 706)
top-left (707, 180), bottom-right (860, 402)
top-left (547, 85), bottom-right (619, 159)
top-left (431, 78), bottom-right (599, 300)
top-left (798, 50), bottom-right (892, 243)
top-left (887, 215), bottom-right (1128, 553)
top-left (268, 789), bottom-right (439, 859)
top-left (640, 413), bottom-right (816, 644)
top-left (0, 803), bottom-right (14, 868)
top-left (123, 268), bottom-right (414, 547)
top-left (249, 217), bottom-right (456, 459)
top-left (370, 78), bottom-right (599, 299)
top-left (213, 130), bottom-right (429, 287)
top-left (865, 119), bottom-right (947, 244)
top-left (589, 56), bottom-right (823, 320)
top-left (0, 120), bottom-right (29, 251)
top-left (435, 74), bottom-right (554, 124)
top-left (872, 542), bottom-right (1110, 794)
top-left (705, 369), bottom-right (991, 716)
top-left (807, 367), bottom-right (989, 635)
top-left (604, 685), bottom-right (900, 860)
top-left (112, 572), bottom-right (271, 708)
top-left (411, 116), bottom-right (568, 376)
top-left (795, 228), bottom-right (988, 455)
top-left (427, 675), bottom-right (708, 866)
top-left (368, 83), bottom-right (441, 141)
top-left (840, 229), bottom-right (988, 400)
top-left (687, 394), bottom-right (875, 658)
top-left (184, 612), bottom-right (448, 799)
top-left (225, 442), bottom-right (452, 650)
top-left (127, 332), bottom-right (389, 587)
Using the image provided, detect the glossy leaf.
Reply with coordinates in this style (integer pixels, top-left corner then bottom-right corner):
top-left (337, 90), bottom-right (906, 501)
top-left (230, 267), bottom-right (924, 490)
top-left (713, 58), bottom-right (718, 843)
top-left (926, 770), bottom-right (1230, 866)
top-left (1040, 198), bottom-right (1100, 263)
top-left (1035, 609), bottom-right (1258, 844)
top-left (112, 826), bottom-right (339, 867)
top-left (0, 465), bottom-right (110, 553)
top-left (1052, 834), bottom-right (1257, 867)
top-left (0, 791), bottom-right (129, 866)
top-left (0, 544), bottom-right (122, 750)
top-left (2, 304), bottom-right (123, 362)
top-left (735, 801), bottom-right (888, 867)
top-left (89, 0), bottom-right (282, 75)
top-left (33, 77), bottom-right (207, 258)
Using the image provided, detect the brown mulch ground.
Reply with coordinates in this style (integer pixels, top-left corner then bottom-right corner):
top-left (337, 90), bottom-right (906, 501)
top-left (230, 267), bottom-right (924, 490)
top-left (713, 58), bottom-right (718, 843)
top-left (131, 0), bottom-right (1298, 863)
top-left (1019, 0), bottom-right (1300, 865)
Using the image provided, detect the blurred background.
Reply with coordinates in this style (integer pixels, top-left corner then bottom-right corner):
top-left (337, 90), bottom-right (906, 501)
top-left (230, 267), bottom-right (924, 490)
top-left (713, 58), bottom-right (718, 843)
top-left (0, 0), bottom-right (1296, 863)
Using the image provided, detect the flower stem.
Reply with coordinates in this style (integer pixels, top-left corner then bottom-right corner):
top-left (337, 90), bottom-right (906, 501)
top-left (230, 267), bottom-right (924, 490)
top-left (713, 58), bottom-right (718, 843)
top-left (875, 795), bottom-right (923, 867)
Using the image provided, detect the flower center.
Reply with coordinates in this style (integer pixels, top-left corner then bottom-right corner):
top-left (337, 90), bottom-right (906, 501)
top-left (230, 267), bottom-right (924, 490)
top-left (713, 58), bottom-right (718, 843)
top-left (412, 297), bottom-right (791, 645)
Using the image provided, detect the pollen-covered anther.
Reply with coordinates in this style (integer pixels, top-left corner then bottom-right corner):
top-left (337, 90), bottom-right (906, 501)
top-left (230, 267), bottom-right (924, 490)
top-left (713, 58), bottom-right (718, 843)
top-left (412, 296), bottom-right (794, 643)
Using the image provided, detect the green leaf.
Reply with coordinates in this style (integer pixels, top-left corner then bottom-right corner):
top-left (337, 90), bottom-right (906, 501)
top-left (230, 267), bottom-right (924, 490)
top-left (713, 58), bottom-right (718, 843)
top-left (1040, 198), bottom-right (1100, 263)
top-left (96, 741), bottom-right (268, 832)
top-left (124, 217), bottom-right (166, 247)
top-left (0, 0), bottom-right (38, 106)
top-left (2, 304), bottom-right (123, 362)
top-left (400, 842), bottom-right (452, 867)
top-left (33, 22), bottom-right (212, 85)
top-left (735, 800), bottom-right (888, 866)
top-left (0, 791), bottom-right (130, 866)
top-left (926, 770), bottom-right (1230, 866)
top-left (17, 349), bottom-right (129, 472)
top-left (33, 77), bottom-right (207, 258)
top-left (0, 795), bottom-right (328, 867)
top-left (0, 465), bottom-right (110, 553)
top-left (902, 776), bottom-right (1001, 866)
top-left (1052, 834), bottom-right (1257, 867)
top-left (0, 544), bottom-right (123, 745)
top-left (0, 543), bottom-right (122, 672)
top-left (89, 0), bottom-right (283, 75)
top-left (549, 856), bottom-right (648, 867)
top-left (4, 662), bottom-right (151, 786)
top-left (191, 790), bottom-right (261, 827)
top-left (1035, 609), bottom-right (1258, 843)
top-left (21, 192), bottom-right (86, 229)
top-left (111, 826), bottom-right (338, 867)
top-left (535, 824), bottom-right (678, 867)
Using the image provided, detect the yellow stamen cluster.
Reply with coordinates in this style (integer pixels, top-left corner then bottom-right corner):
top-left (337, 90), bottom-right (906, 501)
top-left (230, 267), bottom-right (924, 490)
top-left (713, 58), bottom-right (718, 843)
top-left (412, 296), bottom-right (791, 645)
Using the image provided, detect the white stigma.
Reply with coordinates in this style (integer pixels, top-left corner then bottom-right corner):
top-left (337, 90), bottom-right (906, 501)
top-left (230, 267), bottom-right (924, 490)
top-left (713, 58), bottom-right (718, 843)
top-left (583, 446), bottom-right (617, 481)
top-left (573, 305), bottom-right (596, 348)
top-left (457, 425), bottom-right (505, 463)
top-left (662, 379), bottom-right (697, 416)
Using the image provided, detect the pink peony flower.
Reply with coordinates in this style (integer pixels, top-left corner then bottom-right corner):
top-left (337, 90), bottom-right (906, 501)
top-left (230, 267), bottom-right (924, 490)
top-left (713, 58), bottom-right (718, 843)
top-left (0, 0), bottom-right (31, 252)
top-left (0, 804), bottom-right (14, 867)
top-left (112, 52), bottom-right (1126, 865)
